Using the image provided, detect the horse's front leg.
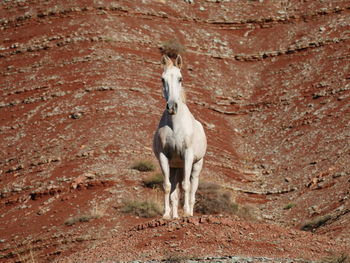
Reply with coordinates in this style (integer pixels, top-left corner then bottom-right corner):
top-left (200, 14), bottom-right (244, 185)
top-left (183, 149), bottom-right (194, 217)
top-left (170, 168), bottom-right (180, 219)
top-left (159, 152), bottom-right (171, 219)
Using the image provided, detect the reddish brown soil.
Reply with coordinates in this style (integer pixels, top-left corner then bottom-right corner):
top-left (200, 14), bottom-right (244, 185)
top-left (0, 1), bottom-right (349, 262)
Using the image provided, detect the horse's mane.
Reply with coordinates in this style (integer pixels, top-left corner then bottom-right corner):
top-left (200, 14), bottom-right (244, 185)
top-left (181, 88), bottom-right (187, 104)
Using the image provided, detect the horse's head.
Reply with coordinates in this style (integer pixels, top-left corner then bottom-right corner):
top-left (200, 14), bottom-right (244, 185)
top-left (161, 55), bottom-right (183, 115)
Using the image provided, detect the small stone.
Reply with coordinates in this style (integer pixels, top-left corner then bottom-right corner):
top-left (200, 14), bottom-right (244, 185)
top-left (169, 242), bottom-right (178, 248)
top-left (187, 217), bottom-right (200, 225)
top-left (70, 112), bottom-right (82, 119)
top-left (83, 173), bottom-right (95, 179)
top-left (205, 123), bottom-right (215, 129)
top-left (262, 214), bottom-right (274, 220)
top-left (319, 26), bottom-right (326, 32)
top-left (333, 172), bottom-right (345, 178)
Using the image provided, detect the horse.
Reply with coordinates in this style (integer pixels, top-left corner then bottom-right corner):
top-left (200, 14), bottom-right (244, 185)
top-left (153, 54), bottom-right (207, 219)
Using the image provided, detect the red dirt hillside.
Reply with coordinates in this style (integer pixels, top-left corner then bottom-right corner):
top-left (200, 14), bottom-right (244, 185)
top-left (0, 0), bottom-right (349, 262)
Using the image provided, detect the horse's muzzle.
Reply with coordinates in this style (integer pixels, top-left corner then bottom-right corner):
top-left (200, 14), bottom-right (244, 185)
top-left (166, 101), bottom-right (178, 115)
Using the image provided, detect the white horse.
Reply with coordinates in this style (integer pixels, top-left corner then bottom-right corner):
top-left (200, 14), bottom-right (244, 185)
top-left (153, 54), bottom-right (207, 219)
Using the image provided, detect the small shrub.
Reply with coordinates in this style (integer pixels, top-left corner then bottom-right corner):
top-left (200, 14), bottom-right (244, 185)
top-left (121, 200), bottom-right (162, 218)
top-left (14, 241), bottom-right (37, 263)
top-left (301, 214), bottom-right (332, 231)
top-left (65, 214), bottom-right (98, 226)
top-left (65, 217), bottom-right (78, 226)
top-left (131, 160), bottom-right (155, 172)
top-left (283, 203), bottom-right (296, 210)
top-left (195, 182), bottom-right (239, 215)
top-left (65, 204), bottom-right (104, 226)
top-left (160, 39), bottom-right (186, 59)
top-left (143, 173), bottom-right (163, 189)
top-left (163, 254), bottom-right (192, 263)
top-left (320, 253), bottom-right (350, 263)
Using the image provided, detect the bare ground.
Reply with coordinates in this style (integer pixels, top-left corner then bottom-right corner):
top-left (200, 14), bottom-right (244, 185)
top-left (0, 0), bottom-right (350, 262)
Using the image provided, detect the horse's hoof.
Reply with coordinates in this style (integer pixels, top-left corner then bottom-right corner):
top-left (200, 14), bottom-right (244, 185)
top-left (162, 215), bottom-right (171, 220)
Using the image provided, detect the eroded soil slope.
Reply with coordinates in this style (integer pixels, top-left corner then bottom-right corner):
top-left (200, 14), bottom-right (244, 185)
top-left (0, 0), bottom-right (349, 262)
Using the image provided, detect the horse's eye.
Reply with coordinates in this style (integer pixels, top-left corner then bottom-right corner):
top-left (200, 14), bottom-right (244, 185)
top-left (179, 77), bottom-right (183, 82)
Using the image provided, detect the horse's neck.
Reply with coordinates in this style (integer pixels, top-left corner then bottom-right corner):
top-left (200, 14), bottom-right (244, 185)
top-left (167, 101), bottom-right (191, 128)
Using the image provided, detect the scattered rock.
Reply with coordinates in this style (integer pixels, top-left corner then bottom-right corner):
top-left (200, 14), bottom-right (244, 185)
top-left (71, 175), bottom-right (87, 189)
top-left (70, 112), bottom-right (82, 119)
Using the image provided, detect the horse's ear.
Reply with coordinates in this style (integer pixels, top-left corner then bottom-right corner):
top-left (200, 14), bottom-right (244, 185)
top-left (175, 55), bottom-right (183, 69)
top-left (161, 55), bottom-right (173, 68)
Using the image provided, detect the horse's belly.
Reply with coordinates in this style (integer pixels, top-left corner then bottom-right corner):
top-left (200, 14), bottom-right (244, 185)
top-left (169, 154), bottom-right (184, 168)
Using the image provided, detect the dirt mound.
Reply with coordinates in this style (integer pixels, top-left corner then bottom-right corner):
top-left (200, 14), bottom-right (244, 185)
top-left (55, 215), bottom-right (349, 262)
top-left (0, 0), bottom-right (349, 262)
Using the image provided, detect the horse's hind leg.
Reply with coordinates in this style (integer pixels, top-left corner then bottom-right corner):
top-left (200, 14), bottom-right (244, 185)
top-left (189, 158), bottom-right (203, 216)
top-left (169, 168), bottom-right (180, 219)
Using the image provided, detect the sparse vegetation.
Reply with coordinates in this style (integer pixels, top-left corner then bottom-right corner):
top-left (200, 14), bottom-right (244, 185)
top-left (65, 215), bottom-right (94, 226)
top-left (16, 250), bottom-right (36, 263)
top-left (141, 178), bottom-right (252, 219)
top-left (195, 182), bottom-right (239, 215)
top-left (121, 200), bottom-right (162, 218)
top-left (283, 203), bottom-right (296, 210)
top-left (65, 204), bottom-right (105, 226)
top-left (160, 38), bottom-right (186, 59)
top-left (102, 36), bottom-right (117, 42)
top-left (15, 241), bottom-right (37, 263)
top-left (131, 160), bottom-right (155, 172)
top-left (143, 173), bottom-right (163, 189)
top-left (320, 253), bottom-right (350, 263)
top-left (301, 214), bottom-right (332, 231)
top-left (163, 253), bottom-right (192, 263)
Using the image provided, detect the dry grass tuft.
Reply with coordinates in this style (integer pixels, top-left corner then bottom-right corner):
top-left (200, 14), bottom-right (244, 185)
top-left (143, 173), bottom-right (163, 189)
top-left (163, 253), bottom-right (192, 263)
top-left (131, 160), bottom-right (155, 172)
top-left (15, 241), bottom-right (37, 263)
top-left (301, 214), bottom-right (332, 231)
top-left (195, 182), bottom-right (239, 215)
top-left (65, 204), bottom-right (105, 226)
top-left (121, 200), bottom-right (162, 218)
top-left (160, 39), bottom-right (185, 59)
top-left (283, 203), bottom-right (296, 210)
top-left (320, 253), bottom-right (350, 263)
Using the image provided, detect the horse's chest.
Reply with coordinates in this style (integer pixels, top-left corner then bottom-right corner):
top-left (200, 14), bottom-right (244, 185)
top-left (165, 131), bottom-right (186, 152)
top-left (159, 128), bottom-right (188, 166)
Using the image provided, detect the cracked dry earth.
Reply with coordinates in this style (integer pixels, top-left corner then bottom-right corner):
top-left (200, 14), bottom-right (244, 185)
top-left (0, 0), bottom-right (350, 262)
